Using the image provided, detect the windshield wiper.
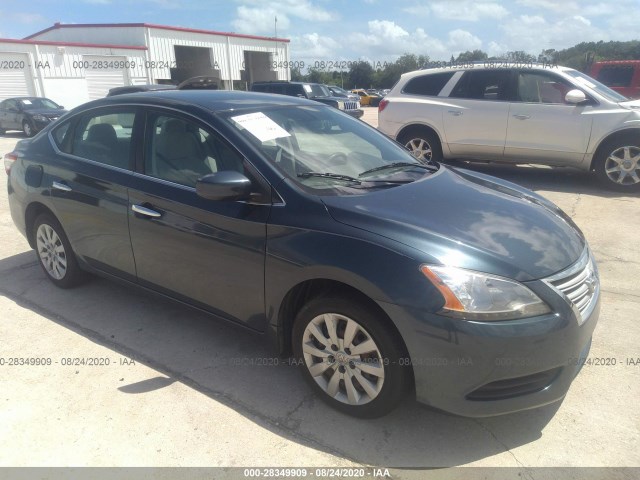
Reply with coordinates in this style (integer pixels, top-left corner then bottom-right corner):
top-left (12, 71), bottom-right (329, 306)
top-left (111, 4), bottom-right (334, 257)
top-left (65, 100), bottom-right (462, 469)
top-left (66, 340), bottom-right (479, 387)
top-left (359, 161), bottom-right (437, 178)
top-left (298, 172), bottom-right (362, 184)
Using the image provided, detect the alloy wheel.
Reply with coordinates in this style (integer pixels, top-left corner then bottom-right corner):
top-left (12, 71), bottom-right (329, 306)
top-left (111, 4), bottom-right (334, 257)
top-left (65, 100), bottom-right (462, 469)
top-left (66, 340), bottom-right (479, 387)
top-left (405, 138), bottom-right (432, 162)
top-left (301, 313), bottom-right (385, 405)
top-left (36, 224), bottom-right (67, 280)
top-left (605, 146), bottom-right (640, 186)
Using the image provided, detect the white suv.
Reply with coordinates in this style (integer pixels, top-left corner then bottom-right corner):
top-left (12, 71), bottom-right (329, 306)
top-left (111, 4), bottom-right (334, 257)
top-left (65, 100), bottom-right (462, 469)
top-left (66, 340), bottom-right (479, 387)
top-left (378, 64), bottom-right (640, 191)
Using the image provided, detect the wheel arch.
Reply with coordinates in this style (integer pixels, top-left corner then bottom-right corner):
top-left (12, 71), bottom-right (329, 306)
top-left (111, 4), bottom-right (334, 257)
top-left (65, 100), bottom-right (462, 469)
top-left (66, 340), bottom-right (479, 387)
top-left (590, 128), bottom-right (640, 171)
top-left (24, 202), bottom-right (57, 248)
top-left (395, 123), bottom-right (445, 151)
top-left (276, 278), bottom-right (412, 369)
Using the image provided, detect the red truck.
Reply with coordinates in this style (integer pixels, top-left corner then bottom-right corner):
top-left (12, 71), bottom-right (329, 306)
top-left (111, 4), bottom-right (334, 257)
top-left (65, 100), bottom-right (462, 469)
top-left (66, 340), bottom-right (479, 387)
top-left (590, 60), bottom-right (640, 99)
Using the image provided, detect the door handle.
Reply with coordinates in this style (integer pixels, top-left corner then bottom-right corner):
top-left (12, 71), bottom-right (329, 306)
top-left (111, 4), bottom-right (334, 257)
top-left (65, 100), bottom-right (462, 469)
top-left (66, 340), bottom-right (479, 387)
top-left (52, 181), bottom-right (72, 192)
top-left (131, 204), bottom-right (162, 218)
top-left (448, 110), bottom-right (462, 116)
top-left (513, 114), bottom-right (531, 120)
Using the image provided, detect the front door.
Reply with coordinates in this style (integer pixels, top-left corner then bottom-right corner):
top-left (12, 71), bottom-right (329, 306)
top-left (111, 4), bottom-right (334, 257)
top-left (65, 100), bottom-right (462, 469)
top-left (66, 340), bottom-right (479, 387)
top-left (127, 110), bottom-right (271, 330)
top-left (504, 70), bottom-right (594, 165)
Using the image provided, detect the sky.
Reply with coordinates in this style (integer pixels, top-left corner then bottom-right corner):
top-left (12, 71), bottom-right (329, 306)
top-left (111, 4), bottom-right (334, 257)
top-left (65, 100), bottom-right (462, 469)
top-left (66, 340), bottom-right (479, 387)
top-left (1, 0), bottom-right (639, 64)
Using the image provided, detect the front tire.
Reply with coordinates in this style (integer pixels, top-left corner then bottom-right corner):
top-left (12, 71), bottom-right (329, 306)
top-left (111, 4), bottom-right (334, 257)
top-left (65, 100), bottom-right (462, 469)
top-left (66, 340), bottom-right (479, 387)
top-left (23, 120), bottom-right (35, 137)
top-left (33, 214), bottom-right (86, 288)
top-left (594, 137), bottom-right (640, 191)
top-left (292, 295), bottom-right (410, 418)
top-left (397, 128), bottom-right (443, 164)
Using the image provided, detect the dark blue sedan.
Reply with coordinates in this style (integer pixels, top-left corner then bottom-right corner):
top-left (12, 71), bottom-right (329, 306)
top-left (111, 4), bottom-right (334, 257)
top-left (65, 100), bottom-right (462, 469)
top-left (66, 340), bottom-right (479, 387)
top-left (5, 90), bottom-right (600, 418)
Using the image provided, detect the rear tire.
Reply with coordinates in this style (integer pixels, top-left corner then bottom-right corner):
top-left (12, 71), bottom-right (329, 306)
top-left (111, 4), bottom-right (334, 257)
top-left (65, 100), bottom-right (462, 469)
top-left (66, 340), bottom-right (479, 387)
top-left (594, 136), bottom-right (640, 191)
top-left (292, 295), bottom-right (410, 418)
top-left (397, 128), bottom-right (443, 164)
top-left (33, 213), bottom-right (86, 288)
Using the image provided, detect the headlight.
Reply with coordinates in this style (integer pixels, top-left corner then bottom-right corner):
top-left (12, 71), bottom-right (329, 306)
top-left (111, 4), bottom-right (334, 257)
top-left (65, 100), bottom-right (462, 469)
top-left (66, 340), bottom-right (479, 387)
top-left (421, 265), bottom-right (551, 321)
top-left (32, 115), bottom-right (48, 122)
top-left (336, 101), bottom-right (344, 110)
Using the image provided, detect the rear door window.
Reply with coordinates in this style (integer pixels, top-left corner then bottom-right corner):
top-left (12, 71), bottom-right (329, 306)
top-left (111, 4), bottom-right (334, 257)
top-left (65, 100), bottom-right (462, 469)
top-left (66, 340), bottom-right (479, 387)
top-left (596, 66), bottom-right (634, 87)
top-left (70, 109), bottom-right (136, 169)
top-left (450, 70), bottom-right (512, 101)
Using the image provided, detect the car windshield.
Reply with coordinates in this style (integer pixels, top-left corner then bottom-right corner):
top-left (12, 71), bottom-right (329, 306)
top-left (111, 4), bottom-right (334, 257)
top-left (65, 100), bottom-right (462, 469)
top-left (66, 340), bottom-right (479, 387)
top-left (330, 86), bottom-right (348, 95)
top-left (308, 84), bottom-right (331, 98)
top-left (19, 98), bottom-right (59, 110)
top-left (564, 70), bottom-right (628, 102)
top-left (222, 105), bottom-right (436, 195)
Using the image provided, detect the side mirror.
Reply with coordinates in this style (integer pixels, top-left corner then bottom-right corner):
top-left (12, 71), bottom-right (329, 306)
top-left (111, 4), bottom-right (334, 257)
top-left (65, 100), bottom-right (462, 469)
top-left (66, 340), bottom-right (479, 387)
top-left (58, 105), bottom-right (65, 109)
top-left (196, 171), bottom-right (252, 201)
top-left (565, 89), bottom-right (587, 105)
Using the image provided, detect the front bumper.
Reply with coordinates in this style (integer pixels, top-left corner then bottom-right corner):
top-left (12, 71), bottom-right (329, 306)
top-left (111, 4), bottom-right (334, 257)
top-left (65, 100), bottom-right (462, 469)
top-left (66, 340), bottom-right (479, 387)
top-left (379, 276), bottom-right (600, 417)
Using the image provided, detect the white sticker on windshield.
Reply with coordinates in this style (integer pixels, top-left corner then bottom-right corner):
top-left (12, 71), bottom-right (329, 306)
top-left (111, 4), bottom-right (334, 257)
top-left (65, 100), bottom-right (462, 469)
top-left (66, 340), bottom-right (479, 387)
top-left (21, 99), bottom-right (32, 105)
top-left (303, 84), bottom-right (312, 93)
top-left (230, 112), bottom-right (291, 143)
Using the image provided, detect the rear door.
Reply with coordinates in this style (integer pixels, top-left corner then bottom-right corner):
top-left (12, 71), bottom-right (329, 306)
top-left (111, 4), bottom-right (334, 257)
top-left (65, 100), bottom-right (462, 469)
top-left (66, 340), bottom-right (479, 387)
top-left (504, 70), bottom-right (594, 165)
top-left (47, 106), bottom-right (139, 280)
top-left (127, 109), bottom-right (271, 330)
top-left (443, 69), bottom-right (512, 159)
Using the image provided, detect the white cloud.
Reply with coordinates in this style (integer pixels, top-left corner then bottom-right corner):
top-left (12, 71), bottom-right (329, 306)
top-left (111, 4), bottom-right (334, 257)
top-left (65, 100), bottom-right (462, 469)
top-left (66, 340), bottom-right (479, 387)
top-left (232, 0), bottom-right (335, 34)
top-left (290, 33), bottom-right (341, 59)
top-left (347, 20), bottom-right (448, 59)
top-left (404, 1), bottom-right (509, 21)
top-left (447, 29), bottom-right (482, 54)
top-left (500, 14), bottom-right (607, 54)
top-left (516, 0), bottom-right (579, 13)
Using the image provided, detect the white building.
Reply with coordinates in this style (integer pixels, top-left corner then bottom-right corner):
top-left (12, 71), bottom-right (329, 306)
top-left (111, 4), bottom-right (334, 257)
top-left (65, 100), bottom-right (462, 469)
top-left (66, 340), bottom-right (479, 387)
top-left (0, 22), bottom-right (291, 108)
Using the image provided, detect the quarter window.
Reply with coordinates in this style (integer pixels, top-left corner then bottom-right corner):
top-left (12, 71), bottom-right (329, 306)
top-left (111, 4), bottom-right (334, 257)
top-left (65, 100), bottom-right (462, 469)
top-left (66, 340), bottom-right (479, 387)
top-left (450, 70), bottom-right (512, 101)
top-left (71, 110), bottom-right (135, 169)
top-left (146, 114), bottom-right (244, 188)
top-left (516, 71), bottom-right (574, 104)
top-left (403, 72), bottom-right (455, 96)
top-left (52, 122), bottom-right (72, 153)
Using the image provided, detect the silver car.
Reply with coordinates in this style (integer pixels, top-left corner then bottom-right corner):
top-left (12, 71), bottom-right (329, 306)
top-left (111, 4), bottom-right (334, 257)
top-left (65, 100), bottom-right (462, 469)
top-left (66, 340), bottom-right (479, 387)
top-left (378, 64), bottom-right (640, 191)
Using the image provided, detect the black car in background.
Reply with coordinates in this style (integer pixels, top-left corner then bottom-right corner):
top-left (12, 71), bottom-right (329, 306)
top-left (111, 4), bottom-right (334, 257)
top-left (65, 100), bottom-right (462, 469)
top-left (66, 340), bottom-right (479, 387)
top-left (326, 85), bottom-right (360, 102)
top-left (251, 81), bottom-right (363, 118)
top-left (5, 90), bottom-right (599, 418)
top-left (0, 97), bottom-right (67, 137)
top-left (107, 84), bottom-right (177, 96)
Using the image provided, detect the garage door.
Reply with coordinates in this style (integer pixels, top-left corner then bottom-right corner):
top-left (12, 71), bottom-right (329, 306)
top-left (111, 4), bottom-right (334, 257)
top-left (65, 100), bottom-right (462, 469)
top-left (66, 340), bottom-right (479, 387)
top-left (84, 56), bottom-right (128, 100)
top-left (0, 52), bottom-right (35, 100)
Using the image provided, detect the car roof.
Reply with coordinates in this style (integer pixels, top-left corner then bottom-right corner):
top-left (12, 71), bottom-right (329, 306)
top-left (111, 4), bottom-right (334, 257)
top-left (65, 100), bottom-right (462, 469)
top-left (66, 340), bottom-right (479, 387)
top-left (77, 89), bottom-right (320, 113)
top-left (400, 63), bottom-right (575, 81)
top-left (5, 96), bottom-right (49, 101)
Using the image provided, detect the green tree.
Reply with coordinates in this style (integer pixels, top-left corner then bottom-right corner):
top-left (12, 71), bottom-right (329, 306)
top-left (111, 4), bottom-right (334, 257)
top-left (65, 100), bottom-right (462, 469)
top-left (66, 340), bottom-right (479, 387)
top-left (456, 50), bottom-right (488, 62)
top-left (347, 61), bottom-right (375, 89)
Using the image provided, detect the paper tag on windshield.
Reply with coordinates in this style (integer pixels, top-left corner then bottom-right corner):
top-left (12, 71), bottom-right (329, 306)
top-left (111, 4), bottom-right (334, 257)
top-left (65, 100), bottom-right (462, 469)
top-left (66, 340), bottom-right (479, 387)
top-left (21, 99), bottom-right (32, 105)
top-left (303, 85), bottom-right (312, 93)
top-left (230, 112), bottom-right (291, 142)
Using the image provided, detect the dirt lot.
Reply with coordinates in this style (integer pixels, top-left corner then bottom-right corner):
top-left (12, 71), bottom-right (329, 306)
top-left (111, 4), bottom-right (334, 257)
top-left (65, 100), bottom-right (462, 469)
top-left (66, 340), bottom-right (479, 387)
top-left (0, 111), bottom-right (638, 477)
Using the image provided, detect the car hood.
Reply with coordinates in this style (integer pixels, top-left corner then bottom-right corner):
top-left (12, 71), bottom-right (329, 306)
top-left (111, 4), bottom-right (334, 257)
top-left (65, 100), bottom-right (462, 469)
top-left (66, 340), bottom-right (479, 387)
top-left (321, 166), bottom-right (585, 281)
top-left (619, 99), bottom-right (640, 110)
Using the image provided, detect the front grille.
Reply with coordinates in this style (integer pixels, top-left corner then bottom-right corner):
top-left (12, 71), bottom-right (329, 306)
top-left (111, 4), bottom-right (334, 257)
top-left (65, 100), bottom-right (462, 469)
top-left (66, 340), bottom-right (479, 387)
top-left (467, 367), bottom-right (562, 401)
top-left (544, 248), bottom-right (599, 325)
top-left (344, 101), bottom-right (359, 110)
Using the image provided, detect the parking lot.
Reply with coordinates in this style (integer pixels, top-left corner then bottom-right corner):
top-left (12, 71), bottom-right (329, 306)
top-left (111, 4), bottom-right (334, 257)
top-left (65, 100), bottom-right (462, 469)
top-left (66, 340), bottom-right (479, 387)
top-left (1, 104), bottom-right (639, 476)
